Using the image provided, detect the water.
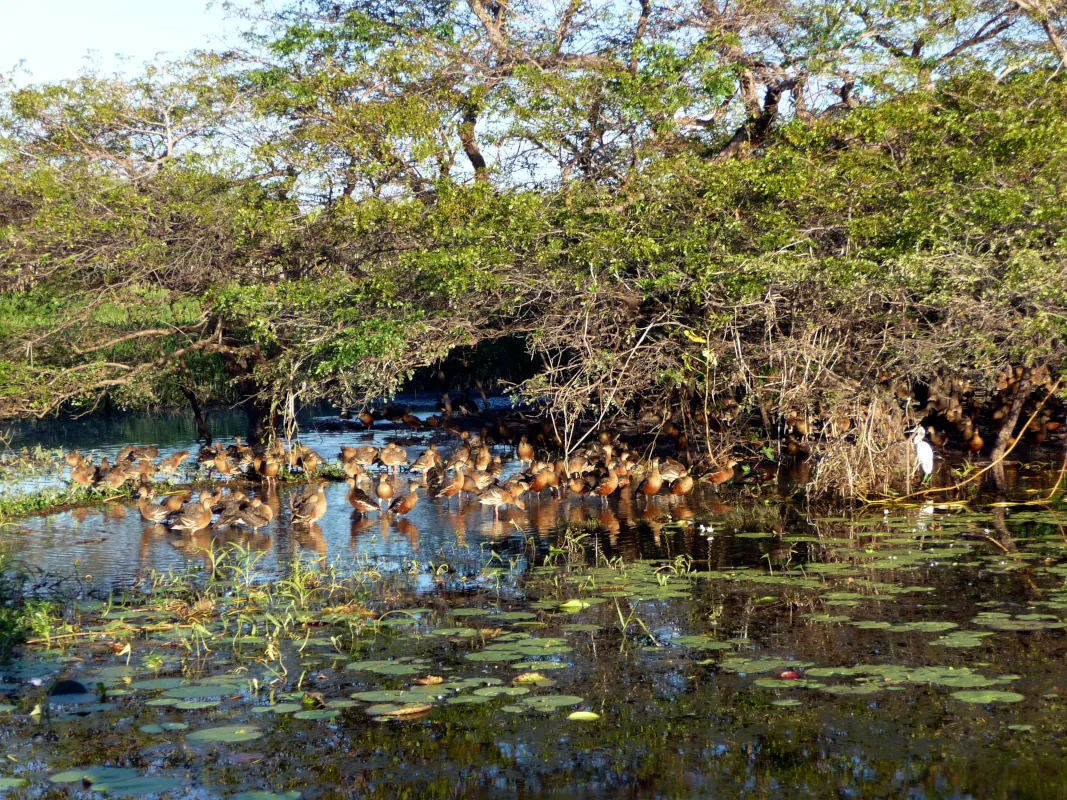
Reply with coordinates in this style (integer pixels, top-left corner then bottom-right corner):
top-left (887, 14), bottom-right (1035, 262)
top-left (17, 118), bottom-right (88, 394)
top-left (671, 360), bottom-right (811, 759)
top-left (1, 408), bottom-right (1066, 797)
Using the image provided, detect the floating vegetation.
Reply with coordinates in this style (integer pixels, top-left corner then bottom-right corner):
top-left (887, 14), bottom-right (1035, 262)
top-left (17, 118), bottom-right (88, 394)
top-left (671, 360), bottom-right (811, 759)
top-left (1, 477), bottom-right (1067, 795)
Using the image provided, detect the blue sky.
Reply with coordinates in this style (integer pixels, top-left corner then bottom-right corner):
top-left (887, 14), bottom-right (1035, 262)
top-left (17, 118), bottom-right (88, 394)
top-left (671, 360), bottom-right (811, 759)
top-left (2, 0), bottom-right (235, 84)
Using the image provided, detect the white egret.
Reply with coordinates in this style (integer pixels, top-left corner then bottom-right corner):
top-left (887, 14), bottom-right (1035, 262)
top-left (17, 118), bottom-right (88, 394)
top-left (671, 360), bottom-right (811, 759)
top-left (912, 426), bottom-right (934, 478)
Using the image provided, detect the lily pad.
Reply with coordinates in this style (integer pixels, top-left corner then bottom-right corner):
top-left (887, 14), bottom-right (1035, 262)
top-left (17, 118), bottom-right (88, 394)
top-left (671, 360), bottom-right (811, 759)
top-left (173, 700), bottom-right (221, 710)
top-left (90, 776), bottom-right (182, 796)
top-left (520, 695), bottom-right (583, 710)
top-left (673, 636), bottom-right (732, 650)
top-left (139, 722), bottom-right (189, 733)
top-left (473, 686), bottom-right (530, 697)
top-left (951, 690), bottom-right (1025, 704)
top-left (187, 725), bottom-right (263, 743)
top-left (293, 709), bottom-right (339, 720)
top-left (250, 703), bottom-right (302, 715)
top-left (51, 767), bottom-right (138, 785)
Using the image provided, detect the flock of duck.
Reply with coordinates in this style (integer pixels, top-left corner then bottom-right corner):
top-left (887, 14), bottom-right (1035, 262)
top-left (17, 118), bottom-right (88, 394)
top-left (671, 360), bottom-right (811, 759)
top-left (62, 419), bottom-right (743, 537)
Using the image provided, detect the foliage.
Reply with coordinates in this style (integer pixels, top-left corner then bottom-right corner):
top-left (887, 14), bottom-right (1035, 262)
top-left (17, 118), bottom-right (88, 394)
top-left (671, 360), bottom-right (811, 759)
top-left (0, 1), bottom-right (1065, 475)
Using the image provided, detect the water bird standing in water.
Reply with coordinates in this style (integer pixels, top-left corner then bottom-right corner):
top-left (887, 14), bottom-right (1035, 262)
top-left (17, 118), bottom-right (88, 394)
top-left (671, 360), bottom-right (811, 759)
top-left (380, 443), bottom-right (409, 475)
top-left (705, 459), bottom-right (738, 487)
top-left (593, 462), bottom-right (619, 504)
top-left (156, 450), bottom-right (190, 474)
top-left (437, 465), bottom-right (465, 508)
top-left (137, 486), bottom-right (170, 523)
top-left (170, 494), bottom-right (214, 532)
top-left (376, 473), bottom-right (394, 510)
top-left (346, 478), bottom-right (379, 515)
top-left (639, 458), bottom-right (663, 497)
top-left (478, 485), bottom-right (525, 517)
top-left (670, 474), bottom-right (694, 496)
top-left (912, 426), bottom-right (935, 478)
top-left (389, 484), bottom-right (419, 516)
top-left (517, 435), bottom-right (535, 470)
top-left (292, 484), bottom-right (328, 523)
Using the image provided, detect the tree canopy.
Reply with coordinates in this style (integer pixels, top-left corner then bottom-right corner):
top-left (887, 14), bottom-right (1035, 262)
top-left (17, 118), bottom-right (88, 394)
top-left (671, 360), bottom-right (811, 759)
top-left (1, 0), bottom-right (1066, 474)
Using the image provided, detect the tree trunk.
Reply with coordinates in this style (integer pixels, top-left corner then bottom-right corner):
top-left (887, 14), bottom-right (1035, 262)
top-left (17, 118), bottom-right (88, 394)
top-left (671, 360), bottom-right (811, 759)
top-left (243, 397), bottom-right (278, 446)
top-left (990, 368), bottom-right (1031, 491)
top-left (179, 384), bottom-right (212, 446)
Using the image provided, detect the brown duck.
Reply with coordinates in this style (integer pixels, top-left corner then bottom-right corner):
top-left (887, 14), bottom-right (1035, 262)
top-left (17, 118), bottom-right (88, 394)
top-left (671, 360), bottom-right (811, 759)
top-left (639, 458), bottom-right (663, 497)
top-left (389, 484), bottom-right (419, 516)
top-left (346, 478), bottom-right (379, 514)
top-left (137, 486), bottom-right (170, 523)
top-left (437, 465), bottom-right (465, 508)
top-left (157, 450), bottom-right (190, 473)
top-left (376, 473), bottom-right (395, 509)
top-left (171, 494), bottom-right (214, 532)
top-left (292, 484), bottom-right (328, 523)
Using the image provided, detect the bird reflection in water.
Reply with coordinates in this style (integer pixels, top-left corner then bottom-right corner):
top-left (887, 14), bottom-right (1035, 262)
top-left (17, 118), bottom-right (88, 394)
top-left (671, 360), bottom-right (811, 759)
top-left (103, 502), bottom-right (127, 522)
top-left (293, 521), bottom-right (326, 557)
top-left (396, 518), bottom-right (420, 550)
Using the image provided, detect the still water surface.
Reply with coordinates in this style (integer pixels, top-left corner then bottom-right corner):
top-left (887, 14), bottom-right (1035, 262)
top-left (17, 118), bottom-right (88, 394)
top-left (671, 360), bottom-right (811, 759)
top-left (0, 406), bottom-right (1065, 798)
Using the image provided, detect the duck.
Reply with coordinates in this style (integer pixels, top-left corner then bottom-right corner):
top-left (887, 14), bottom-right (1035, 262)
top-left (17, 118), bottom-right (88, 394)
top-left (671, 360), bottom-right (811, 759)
top-left (389, 484), bottom-right (419, 516)
top-left (213, 453), bottom-right (239, 480)
top-left (292, 484), bottom-right (328, 523)
top-left (670, 474), bottom-right (694, 496)
top-left (342, 458), bottom-right (368, 479)
top-left (462, 469), bottom-right (495, 497)
top-left (162, 491), bottom-right (191, 514)
top-left (254, 454), bottom-right (281, 485)
top-left (593, 462), bottom-right (619, 503)
top-left (137, 486), bottom-right (171, 523)
top-left (704, 459), bottom-right (738, 486)
top-left (346, 478), bottom-right (379, 514)
top-left (227, 436), bottom-right (254, 463)
top-left (569, 475), bottom-right (592, 497)
top-left (101, 463), bottom-right (135, 491)
top-left (170, 494), bottom-right (214, 532)
top-left (474, 444), bottom-right (492, 472)
top-left (359, 409), bottom-right (376, 427)
top-left (517, 435), bottom-right (534, 469)
top-left (658, 458), bottom-right (688, 483)
top-left (410, 446), bottom-right (441, 475)
top-left (299, 449), bottom-right (324, 474)
top-left (339, 445), bottom-right (358, 463)
top-left (157, 450), bottom-right (190, 473)
top-left (71, 461), bottom-right (97, 488)
top-left (478, 485), bottom-right (525, 518)
top-left (65, 450), bottom-right (85, 468)
top-left (402, 409), bottom-right (423, 429)
top-left (379, 443), bottom-right (409, 475)
top-left (241, 498), bottom-right (275, 531)
top-left (211, 489), bottom-right (246, 513)
top-left (218, 497), bottom-right (274, 530)
top-left (352, 445), bottom-right (379, 467)
top-left (437, 465), bottom-right (465, 508)
top-left (638, 458), bottom-right (663, 497)
top-left (446, 442), bottom-right (471, 471)
top-left (375, 473), bottom-right (395, 509)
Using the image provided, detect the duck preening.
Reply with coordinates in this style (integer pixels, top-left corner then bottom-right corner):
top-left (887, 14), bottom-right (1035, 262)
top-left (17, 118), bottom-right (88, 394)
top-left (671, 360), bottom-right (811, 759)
top-left (292, 484), bottom-right (328, 523)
